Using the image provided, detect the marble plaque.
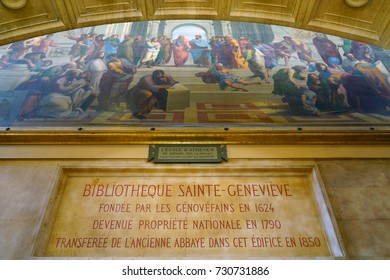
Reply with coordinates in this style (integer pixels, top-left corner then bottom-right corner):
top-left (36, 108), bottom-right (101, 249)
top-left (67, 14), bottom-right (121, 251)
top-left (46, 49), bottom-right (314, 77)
top-left (34, 165), bottom-right (344, 258)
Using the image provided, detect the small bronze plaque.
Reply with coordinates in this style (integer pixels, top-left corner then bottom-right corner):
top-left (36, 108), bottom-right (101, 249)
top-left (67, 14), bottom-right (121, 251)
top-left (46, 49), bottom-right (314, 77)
top-left (148, 144), bottom-right (227, 163)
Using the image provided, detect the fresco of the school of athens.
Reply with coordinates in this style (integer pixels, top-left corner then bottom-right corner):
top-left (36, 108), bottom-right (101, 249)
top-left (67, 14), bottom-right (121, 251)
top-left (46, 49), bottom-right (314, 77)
top-left (0, 20), bottom-right (389, 127)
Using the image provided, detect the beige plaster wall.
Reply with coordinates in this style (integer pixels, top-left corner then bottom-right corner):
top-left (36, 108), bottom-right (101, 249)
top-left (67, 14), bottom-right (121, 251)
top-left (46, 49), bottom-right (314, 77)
top-left (0, 146), bottom-right (389, 259)
top-left (317, 160), bottom-right (390, 258)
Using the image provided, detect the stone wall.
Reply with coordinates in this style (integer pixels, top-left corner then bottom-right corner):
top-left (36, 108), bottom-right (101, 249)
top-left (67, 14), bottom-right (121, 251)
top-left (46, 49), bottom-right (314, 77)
top-left (0, 158), bottom-right (389, 259)
top-left (317, 160), bottom-right (390, 258)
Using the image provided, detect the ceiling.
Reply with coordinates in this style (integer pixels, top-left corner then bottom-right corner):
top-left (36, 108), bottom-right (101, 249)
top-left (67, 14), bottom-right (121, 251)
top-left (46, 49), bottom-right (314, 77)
top-left (1, 0), bottom-right (390, 48)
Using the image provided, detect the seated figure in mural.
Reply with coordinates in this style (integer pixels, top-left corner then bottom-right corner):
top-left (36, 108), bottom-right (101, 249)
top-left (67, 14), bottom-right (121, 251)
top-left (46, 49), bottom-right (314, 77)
top-left (298, 87), bottom-right (323, 116)
top-left (272, 65), bottom-right (307, 97)
top-left (98, 54), bottom-right (136, 111)
top-left (306, 73), bottom-right (332, 111)
top-left (125, 70), bottom-right (177, 119)
top-left (34, 70), bottom-right (93, 118)
top-left (189, 35), bottom-right (211, 67)
top-left (272, 65), bottom-right (321, 115)
top-left (315, 62), bottom-right (350, 108)
top-left (16, 63), bottom-right (77, 119)
top-left (280, 86), bottom-right (323, 117)
top-left (211, 63), bottom-right (261, 91)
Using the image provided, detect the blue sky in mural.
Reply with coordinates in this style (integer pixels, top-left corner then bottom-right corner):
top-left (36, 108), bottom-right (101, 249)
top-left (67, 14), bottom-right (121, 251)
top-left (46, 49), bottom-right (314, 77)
top-left (171, 25), bottom-right (207, 41)
top-left (0, 20), bottom-right (389, 128)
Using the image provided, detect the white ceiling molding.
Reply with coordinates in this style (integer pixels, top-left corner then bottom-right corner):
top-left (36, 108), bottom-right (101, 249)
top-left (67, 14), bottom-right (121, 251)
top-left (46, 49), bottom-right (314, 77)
top-left (344, 0), bottom-right (369, 8)
top-left (1, 0), bottom-right (28, 9)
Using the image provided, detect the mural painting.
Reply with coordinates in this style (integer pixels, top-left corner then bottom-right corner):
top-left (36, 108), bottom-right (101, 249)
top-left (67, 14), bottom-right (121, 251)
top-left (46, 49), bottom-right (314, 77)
top-left (0, 20), bottom-right (389, 128)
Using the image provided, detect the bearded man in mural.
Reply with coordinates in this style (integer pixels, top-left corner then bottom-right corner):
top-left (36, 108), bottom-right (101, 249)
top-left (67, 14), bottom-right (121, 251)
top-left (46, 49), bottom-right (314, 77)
top-left (154, 36), bottom-right (171, 66)
top-left (116, 34), bottom-right (135, 65)
top-left (125, 70), bottom-right (177, 119)
top-left (34, 70), bottom-right (93, 118)
top-left (131, 35), bottom-right (147, 66)
top-left (64, 33), bottom-right (88, 62)
top-left (315, 62), bottom-right (350, 108)
top-left (341, 52), bottom-right (390, 112)
top-left (221, 35), bottom-right (248, 69)
top-left (312, 33), bottom-right (343, 69)
top-left (98, 54), bottom-right (136, 111)
top-left (16, 62), bottom-right (77, 119)
top-left (172, 35), bottom-right (191, 67)
top-left (30, 34), bottom-right (58, 55)
top-left (189, 35), bottom-right (211, 67)
top-left (103, 34), bottom-right (120, 56)
top-left (306, 73), bottom-right (332, 111)
top-left (283, 36), bottom-right (316, 65)
top-left (272, 40), bottom-right (294, 66)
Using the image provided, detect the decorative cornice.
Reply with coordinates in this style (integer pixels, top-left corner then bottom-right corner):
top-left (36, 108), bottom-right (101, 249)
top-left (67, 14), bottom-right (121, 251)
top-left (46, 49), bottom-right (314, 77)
top-left (345, 0), bottom-right (369, 8)
top-left (1, 0), bottom-right (28, 9)
top-left (1, 128), bottom-right (390, 145)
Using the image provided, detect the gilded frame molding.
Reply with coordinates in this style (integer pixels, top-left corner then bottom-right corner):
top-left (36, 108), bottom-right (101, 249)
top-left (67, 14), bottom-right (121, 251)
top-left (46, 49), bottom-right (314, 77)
top-left (1, 5), bottom-right (389, 146)
top-left (1, 127), bottom-right (389, 145)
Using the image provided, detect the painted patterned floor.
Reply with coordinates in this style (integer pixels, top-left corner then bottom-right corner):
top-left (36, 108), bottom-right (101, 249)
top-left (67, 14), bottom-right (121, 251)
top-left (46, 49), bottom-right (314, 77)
top-left (14, 101), bottom-right (390, 127)
top-left (6, 66), bottom-right (390, 128)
